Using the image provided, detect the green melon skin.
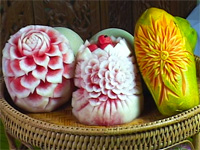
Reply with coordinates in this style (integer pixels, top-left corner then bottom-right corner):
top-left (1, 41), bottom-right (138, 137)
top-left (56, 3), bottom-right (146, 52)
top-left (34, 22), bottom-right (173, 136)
top-left (54, 27), bottom-right (83, 55)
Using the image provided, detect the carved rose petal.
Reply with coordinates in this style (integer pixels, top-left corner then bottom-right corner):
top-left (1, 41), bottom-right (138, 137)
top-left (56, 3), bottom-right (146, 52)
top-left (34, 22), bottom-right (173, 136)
top-left (63, 63), bottom-right (75, 78)
top-left (2, 25), bottom-right (79, 112)
top-left (46, 69), bottom-right (63, 83)
top-left (36, 81), bottom-right (57, 97)
top-left (10, 77), bottom-right (31, 98)
top-left (48, 56), bottom-right (63, 70)
top-left (21, 73), bottom-right (40, 93)
top-left (46, 45), bottom-right (62, 57)
top-left (53, 79), bottom-right (71, 98)
top-left (33, 54), bottom-right (50, 68)
top-left (19, 57), bottom-right (36, 73)
top-left (10, 45), bottom-right (25, 60)
top-left (63, 50), bottom-right (74, 64)
top-left (4, 77), bottom-right (15, 99)
top-left (32, 66), bottom-right (48, 81)
top-left (10, 59), bottom-right (25, 77)
top-left (2, 59), bottom-right (14, 77)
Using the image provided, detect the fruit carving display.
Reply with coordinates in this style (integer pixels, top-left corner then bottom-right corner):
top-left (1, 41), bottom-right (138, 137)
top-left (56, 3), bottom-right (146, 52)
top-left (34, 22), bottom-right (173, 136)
top-left (2, 25), bottom-right (83, 112)
top-left (134, 8), bottom-right (199, 116)
top-left (1, 7), bottom-right (199, 126)
top-left (72, 29), bottom-right (144, 126)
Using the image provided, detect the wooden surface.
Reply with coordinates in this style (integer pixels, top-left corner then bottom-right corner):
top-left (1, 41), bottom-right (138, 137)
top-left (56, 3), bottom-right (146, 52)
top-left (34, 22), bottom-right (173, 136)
top-left (0, 0), bottom-right (197, 77)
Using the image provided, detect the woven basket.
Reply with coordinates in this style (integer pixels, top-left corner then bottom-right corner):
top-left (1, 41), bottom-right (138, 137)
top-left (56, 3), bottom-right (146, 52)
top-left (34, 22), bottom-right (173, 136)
top-left (0, 55), bottom-right (200, 150)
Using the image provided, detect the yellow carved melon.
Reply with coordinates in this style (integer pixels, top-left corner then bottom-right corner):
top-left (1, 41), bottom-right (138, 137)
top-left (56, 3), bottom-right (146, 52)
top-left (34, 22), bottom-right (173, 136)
top-left (134, 7), bottom-right (199, 116)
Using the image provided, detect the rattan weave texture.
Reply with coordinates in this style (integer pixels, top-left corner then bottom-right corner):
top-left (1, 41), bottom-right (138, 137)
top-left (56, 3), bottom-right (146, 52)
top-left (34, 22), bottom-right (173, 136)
top-left (0, 55), bottom-right (199, 150)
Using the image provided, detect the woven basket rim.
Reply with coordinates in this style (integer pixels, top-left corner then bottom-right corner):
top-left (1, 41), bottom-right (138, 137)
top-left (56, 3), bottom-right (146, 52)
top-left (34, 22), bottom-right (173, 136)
top-left (0, 83), bottom-right (200, 136)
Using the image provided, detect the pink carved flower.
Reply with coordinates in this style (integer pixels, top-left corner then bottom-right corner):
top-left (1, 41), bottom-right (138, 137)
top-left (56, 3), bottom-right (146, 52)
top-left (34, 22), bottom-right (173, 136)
top-left (72, 35), bottom-right (143, 126)
top-left (2, 25), bottom-right (75, 112)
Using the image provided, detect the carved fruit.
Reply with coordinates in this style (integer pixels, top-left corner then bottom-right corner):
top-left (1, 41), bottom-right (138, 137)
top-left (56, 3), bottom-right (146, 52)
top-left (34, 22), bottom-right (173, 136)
top-left (72, 28), bottom-right (144, 126)
top-left (134, 8), bottom-right (199, 116)
top-left (2, 25), bottom-right (83, 112)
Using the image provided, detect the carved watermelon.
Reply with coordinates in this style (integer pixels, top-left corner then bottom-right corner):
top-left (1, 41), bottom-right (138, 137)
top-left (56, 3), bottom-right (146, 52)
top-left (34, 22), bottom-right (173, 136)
top-left (2, 25), bottom-right (83, 112)
top-left (72, 28), bottom-right (144, 126)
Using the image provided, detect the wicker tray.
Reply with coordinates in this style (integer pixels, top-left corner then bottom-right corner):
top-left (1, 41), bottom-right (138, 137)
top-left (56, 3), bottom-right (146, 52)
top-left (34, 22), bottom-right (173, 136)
top-left (0, 56), bottom-right (200, 150)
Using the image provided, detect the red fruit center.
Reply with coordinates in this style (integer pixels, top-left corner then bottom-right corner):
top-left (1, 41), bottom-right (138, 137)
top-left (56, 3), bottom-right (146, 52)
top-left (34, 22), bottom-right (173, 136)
top-left (88, 44), bottom-right (98, 52)
top-left (98, 35), bottom-right (112, 45)
top-left (88, 35), bottom-right (117, 52)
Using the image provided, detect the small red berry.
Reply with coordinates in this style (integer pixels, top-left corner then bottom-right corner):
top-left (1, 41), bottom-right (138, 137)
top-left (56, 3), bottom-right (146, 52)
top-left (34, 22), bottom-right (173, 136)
top-left (88, 44), bottom-right (98, 52)
top-left (98, 35), bottom-right (112, 45)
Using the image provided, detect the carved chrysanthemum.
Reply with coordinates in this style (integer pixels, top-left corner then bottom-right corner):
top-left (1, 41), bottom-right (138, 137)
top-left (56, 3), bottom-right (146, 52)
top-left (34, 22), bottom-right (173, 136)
top-left (135, 15), bottom-right (192, 105)
top-left (72, 36), bottom-right (143, 126)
